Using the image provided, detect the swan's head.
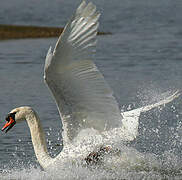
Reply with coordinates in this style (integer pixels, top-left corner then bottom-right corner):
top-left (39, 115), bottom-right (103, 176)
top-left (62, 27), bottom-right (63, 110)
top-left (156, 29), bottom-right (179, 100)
top-left (2, 106), bottom-right (32, 133)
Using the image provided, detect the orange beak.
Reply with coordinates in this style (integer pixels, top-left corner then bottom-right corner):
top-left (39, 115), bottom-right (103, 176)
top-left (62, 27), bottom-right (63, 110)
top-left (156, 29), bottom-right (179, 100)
top-left (2, 116), bottom-right (16, 133)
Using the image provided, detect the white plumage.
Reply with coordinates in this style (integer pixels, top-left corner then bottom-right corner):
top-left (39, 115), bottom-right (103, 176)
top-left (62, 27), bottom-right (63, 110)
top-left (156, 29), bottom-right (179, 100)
top-left (2, 1), bottom-right (180, 170)
top-left (44, 1), bottom-right (123, 143)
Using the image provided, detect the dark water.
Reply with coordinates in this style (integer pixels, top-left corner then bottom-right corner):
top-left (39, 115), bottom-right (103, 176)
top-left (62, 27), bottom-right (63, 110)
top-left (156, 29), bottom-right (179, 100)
top-left (0, 0), bottom-right (182, 179)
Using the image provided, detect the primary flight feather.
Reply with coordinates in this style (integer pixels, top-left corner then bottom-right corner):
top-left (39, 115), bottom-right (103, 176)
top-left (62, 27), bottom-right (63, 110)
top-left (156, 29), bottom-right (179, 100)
top-left (44, 1), bottom-right (123, 143)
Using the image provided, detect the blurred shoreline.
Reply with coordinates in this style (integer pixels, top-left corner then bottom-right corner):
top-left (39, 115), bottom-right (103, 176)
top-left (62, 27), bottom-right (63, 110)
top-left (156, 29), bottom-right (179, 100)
top-left (0, 24), bottom-right (111, 40)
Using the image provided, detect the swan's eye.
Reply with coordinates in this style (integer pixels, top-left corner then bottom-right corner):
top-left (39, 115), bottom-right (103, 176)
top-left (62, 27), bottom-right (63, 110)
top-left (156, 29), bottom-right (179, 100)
top-left (5, 114), bottom-right (11, 122)
top-left (2, 112), bottom-right (16, 133)
top-left (5, 112), bottom-right (16, 122)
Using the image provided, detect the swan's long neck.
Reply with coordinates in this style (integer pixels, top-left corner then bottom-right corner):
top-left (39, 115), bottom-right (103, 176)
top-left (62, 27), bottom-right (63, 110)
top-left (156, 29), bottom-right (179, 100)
top-left (25, 108), bottom-right (53, 169)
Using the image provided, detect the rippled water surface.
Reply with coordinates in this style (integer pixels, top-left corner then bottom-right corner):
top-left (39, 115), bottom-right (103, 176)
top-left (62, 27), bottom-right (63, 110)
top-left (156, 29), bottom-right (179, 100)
top-left (0, 0), bottom-right (182, 179)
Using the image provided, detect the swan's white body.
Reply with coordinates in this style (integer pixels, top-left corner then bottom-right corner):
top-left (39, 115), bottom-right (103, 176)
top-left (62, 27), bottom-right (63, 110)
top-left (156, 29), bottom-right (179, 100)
top-left (4, 1), bottom-right (180, 170)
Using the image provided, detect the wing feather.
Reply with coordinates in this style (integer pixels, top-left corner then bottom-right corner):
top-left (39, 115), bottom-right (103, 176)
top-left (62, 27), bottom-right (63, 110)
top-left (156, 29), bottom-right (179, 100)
top-left (44, 1), bottom-right (122, 143)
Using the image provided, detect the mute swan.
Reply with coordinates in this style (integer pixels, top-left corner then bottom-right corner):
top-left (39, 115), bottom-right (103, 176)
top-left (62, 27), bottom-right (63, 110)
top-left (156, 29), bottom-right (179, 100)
top-left (1, 1), bottom-right (180, 169)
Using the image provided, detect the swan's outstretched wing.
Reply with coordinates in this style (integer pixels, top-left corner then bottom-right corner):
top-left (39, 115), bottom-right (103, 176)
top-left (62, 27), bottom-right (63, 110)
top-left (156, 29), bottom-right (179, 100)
top-left (121, 90), bottom-right (180, 141)
top-left (44, 1), bottom-right (122, 143)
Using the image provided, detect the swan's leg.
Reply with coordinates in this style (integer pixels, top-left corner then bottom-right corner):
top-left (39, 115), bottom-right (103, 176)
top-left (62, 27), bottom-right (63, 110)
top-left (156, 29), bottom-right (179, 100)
top-left (85, 146), bottom-right (112, 165)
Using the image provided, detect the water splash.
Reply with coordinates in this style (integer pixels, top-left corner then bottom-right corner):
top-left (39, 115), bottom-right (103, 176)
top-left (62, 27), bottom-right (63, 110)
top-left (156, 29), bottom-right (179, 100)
top-left (0, 89), bottom-right (182, 179)
top-left (1, 148), bottom-right (182, 180)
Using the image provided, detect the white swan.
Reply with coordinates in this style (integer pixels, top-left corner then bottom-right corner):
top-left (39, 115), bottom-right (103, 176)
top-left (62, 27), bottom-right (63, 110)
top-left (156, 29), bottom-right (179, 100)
top-left (1, 1), bottom-right (180, 169)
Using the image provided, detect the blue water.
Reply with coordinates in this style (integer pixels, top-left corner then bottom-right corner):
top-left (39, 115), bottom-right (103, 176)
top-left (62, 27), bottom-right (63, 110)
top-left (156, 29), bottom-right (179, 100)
top-left (0, 0), bottom-right (182, 179)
